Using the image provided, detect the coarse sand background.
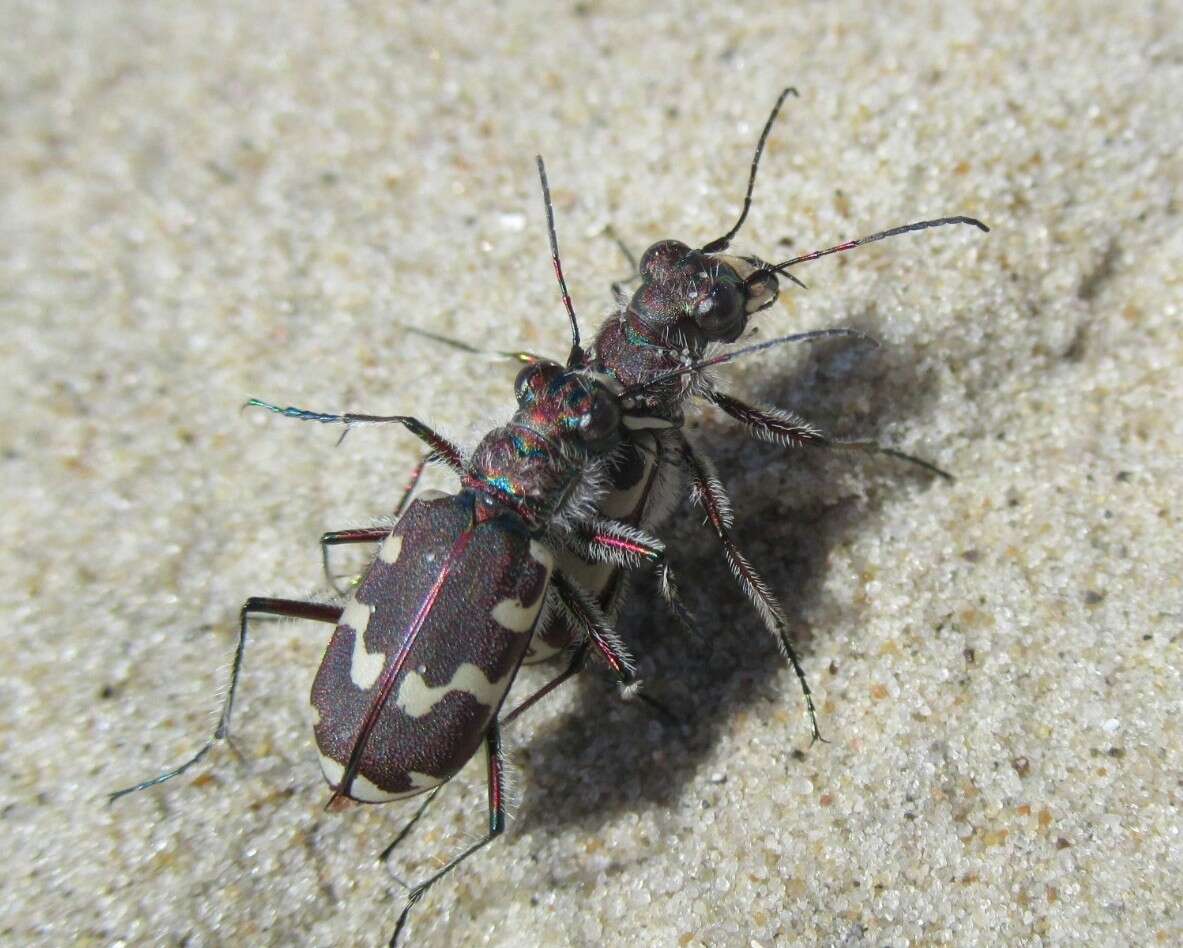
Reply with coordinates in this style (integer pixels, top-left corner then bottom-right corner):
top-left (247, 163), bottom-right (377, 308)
top-left (3, 2), bottom-right (1180, 946)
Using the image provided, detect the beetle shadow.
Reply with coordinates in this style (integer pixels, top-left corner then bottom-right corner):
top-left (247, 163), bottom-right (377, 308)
top-left (512, 317), bottom-right (955, 835)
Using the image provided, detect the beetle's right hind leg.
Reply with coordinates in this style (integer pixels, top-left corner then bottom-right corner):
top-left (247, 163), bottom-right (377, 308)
top-left (108, 597), bottom-right (342, 802)
top-left (388, 723), bottom-right (507, 947)
top-left (703, 388), bottom-right (953, 481)
top-left (681, 439), bottom-right (826, 745)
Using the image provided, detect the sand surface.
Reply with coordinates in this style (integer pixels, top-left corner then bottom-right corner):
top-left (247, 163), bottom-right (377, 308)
top-left (3, 2), bottom-right (1180, 946)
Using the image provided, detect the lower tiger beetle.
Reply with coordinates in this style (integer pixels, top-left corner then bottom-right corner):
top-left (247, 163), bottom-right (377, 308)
top-left (110, 158), bottom-right (690, 945)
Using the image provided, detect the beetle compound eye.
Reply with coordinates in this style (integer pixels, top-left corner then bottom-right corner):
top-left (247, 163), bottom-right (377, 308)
top-left (578, 389), bottom-right (622, 451)
top-left (696, 280), bottom-right (745, 342)
top-left (515, 362), bottom-right (563, 405)
top-left (513, 365), bottom-right (538, 404)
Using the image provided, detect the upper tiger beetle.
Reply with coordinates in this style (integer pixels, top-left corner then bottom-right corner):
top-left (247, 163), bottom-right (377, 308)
top-left (405, 87), bottom-right (989, 742)
top-left (110, 158), bottom-right (701, 945)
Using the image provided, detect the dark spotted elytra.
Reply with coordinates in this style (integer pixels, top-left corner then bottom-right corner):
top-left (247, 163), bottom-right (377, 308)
top-left (310, 492), bottom-right (553, 803)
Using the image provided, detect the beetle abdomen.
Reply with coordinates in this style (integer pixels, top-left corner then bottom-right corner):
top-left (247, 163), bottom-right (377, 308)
top-left (311, 492), bottom-right (553, 802)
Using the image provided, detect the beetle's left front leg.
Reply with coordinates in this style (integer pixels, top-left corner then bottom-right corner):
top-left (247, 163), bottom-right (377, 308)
top-left (319, 450), bottom-right (441, 593)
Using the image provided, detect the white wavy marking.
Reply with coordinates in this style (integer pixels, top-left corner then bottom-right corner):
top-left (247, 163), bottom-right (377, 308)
top-left (600, 439), bottom-right (657, 519)
top-left (493, 539), bottom-right (556, 631)
top-left (396, 662), bottom-right (512, 718)
top-left (378, 533), bottom-right (403, 564)
top-left (342, 599), bottom-right (385, 690)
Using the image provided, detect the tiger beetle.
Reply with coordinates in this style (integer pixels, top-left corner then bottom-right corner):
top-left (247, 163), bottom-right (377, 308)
top-left (398, 88), bottom-right (989, 742)
top-left (109, 157), bottom-right (696, 946)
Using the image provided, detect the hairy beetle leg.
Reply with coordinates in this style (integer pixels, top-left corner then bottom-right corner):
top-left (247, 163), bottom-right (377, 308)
top-left (682, 439), bottom-right (826, 745)
top-left (704, 388), bottom-right (953, 481)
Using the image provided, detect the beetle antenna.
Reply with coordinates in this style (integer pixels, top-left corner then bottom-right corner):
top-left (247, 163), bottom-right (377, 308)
top-left (623, 327), bottom-right (876, 398)
top-left (701, 87), bottom-right (798, 255)
top-left (751, 216), bottom-right (989, 286)
top-left (536, 155), bottom-right (584, 367)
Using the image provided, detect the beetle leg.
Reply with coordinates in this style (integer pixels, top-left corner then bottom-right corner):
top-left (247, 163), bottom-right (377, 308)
top-left (702, 388), bottom-right (953, 481)
top-left (563, 518), bottom-right (702, 645)
top-left (109, 597), bottom-right (342, 802)
top-left (318, 528), bottom-right (391, 595)
top-left (382, 646), bottom-right (590, 868)
top-left (680, 438), bottom-right (826, 745)
top-left (389, 723), bottom-right (507, 948)
top-left (502, 641), bottom-right (592, 726)
top-left (550, 571), bottom-right (635, 679)
top-left (245, 399), bottom-right (467, 470)
top-left (654, 559), bottom-right (702, 649)
top-left (318, 451), bottom-right (438, 593)
top-left (378, 785), bottom-right (445, 863)
top-left (825, 438), bottom-right (953, 481)
top-left (602, 223), bottom-right (641, 305)
top-left (389, 450), bottom-right (438, 516)
top-left (549, 573), bottom-right (678, 724)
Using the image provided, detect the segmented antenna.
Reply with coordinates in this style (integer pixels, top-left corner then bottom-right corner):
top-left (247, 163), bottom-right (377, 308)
top-left (701, 87), bottom-right (799, 255)
top-left (756, 216), bottom-right (989, 283)
top-left (623, 327), bottom-right (876, 398)
top-left (535, 155), bottom-right (583, 366)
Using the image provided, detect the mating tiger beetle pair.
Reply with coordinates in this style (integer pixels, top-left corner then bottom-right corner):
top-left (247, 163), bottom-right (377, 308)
top-left (110, 89), bottom-right (988, 944)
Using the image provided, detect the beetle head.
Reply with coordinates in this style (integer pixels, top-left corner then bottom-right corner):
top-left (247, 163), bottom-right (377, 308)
top-left (627, 239), bottom-right (780, 349)
top-left (513, 362), bottom-right (622, 456)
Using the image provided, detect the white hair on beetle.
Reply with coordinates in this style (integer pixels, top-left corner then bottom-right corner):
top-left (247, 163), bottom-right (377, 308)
top-left (620, 679), bottom-right (644, 701)
top-left (498, 749), bottom-right (524, 819)
top-left (719, 542), bottom-right (792, 657)
top-left (534, 584), bottom-right (560, 632)
top-left (549, 452), bottom-right (614, 530)
top-left (688, 340), bottom-right (724, 398)
top-left (555, 577), bottom-right (637, 676)
top-left (687, 446), bottom-right (734, 528)
top-left (549, 518), bottom-right (664, 571)
top-left (741, 402), bottom-right (825, 447)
